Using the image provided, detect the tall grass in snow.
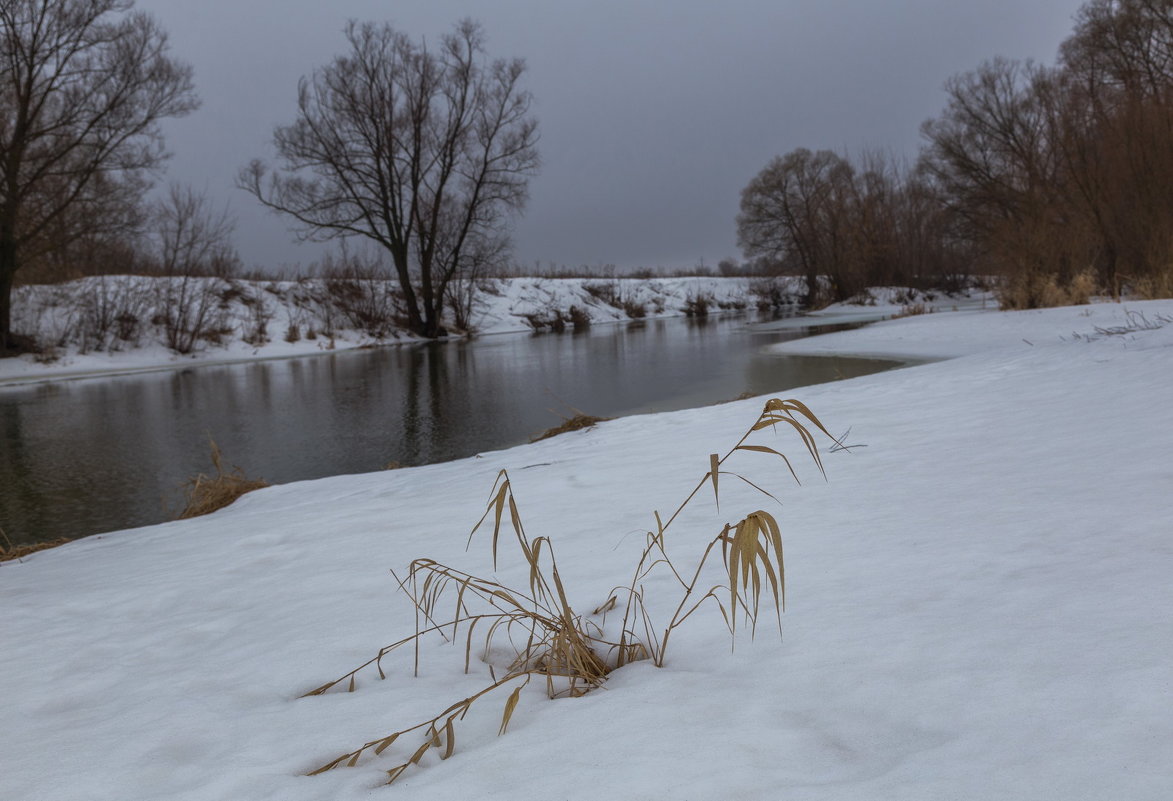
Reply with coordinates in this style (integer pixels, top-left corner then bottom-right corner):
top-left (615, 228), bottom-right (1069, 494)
top-left (304, 398), bottom-right (834, 784)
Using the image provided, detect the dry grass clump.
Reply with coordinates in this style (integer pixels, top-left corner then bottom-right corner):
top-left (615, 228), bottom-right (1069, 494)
top-left (0, 526), bottom-right (71, 562)
top-left (177, 441), bottom-right (269, 519)
top-left (999, 269), bottom-right (1099, 309)
top-left (1131, 268), bottom-right (1173, 300)
top-left (304, 398), bottom-right (834, 784)
top-left (530, 412), bottom-right (611, 442)
top-left (894, 302), bottom-right (931, 318)
top-left (1090, 309), bottom-right (1172, 337)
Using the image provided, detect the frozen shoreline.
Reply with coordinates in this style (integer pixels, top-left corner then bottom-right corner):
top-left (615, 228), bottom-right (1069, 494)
top-left (2, 298), bottom-right (1171, 800)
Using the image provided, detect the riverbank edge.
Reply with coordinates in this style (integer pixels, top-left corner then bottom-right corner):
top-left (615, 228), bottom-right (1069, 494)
top-left (0, 278), bottom-right (972, 388)
top-left (0, 308), bottom-right (744, 390)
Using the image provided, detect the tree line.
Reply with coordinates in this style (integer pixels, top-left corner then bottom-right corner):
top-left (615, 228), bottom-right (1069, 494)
top-left (5, 0), bottom-right (1173, 354)
top-left (738, 0), bottom-right (1173, 308)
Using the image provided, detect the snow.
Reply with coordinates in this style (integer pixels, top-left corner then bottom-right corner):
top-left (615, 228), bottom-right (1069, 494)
top-left (3, 298), bottom-right (1172, 800)
top-left (771, 297), bottom-right (1168, 361)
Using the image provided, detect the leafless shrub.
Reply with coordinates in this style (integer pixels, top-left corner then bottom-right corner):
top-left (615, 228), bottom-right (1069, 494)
top-left (318, 250), bottom-right (404, 338)
top-left (478, 279), bottom-right (506, 297)
top-left (150, 185), bottom-right (241, 353)
top-left (567, 305), bottom-right (591, 329)
top-left (524, 310), bottom-right (566, 333)
top-left (622, 299), bottom-right (647, 318)
top-left (583, 280), bottom-right (622, 307)
top-left (749, 278), bottom-right (800, 312)
top-left (239, 287), bottom-right (274, 346)
top-left (155, 278), bottom-right (225, 354)
top-left (446, 237), bottom-right (508, 333)
top-left (683, 292), bottom-right (712, 317)
top-left (72, 276), bottom-right (152, 352)
top-left (1092, 309), bottom-right (1172, 336)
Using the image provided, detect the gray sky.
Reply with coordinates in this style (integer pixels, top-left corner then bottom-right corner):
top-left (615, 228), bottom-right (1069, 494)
top-left (136, 0), bottom-right (1089, 273)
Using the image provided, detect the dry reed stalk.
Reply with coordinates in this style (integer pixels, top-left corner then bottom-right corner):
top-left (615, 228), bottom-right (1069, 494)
top-left (177, 441), bottom-right (269, 519)
top-left (305, 397), bottom-right (836, 783)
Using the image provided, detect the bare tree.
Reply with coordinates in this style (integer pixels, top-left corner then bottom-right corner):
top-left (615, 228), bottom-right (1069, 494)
top-left (151, 183), bottom-right (239, 353)
top-left (444, 231), bottom-right (508, 332)
top-left (154, 183), bottom-right (238, 278)
top-left (1061, 0), bottom-right (1173, 100)
top-left (1056, 0), bottom-right (1173, 294)
top-left (737, 148), bottom-right (857, 304)
top-left (0, 0), bottom-right (198, 353)
top-left (920, 59), bottom-right (1059, 242)
top-left (240, 19), bottom-right (539, 339)
top-left (921, 8), bottom-right (1173, 303)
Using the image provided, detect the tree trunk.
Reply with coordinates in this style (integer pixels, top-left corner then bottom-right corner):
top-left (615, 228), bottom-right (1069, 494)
top-left (389, 245), bottom-right (426, 335)
top-left (0, 233), bottom-right (17, 354)
top-left (1102, 241), bottom-right (1119, 299)
top-left (421, 296), bottom-right (448, 338)
top-left (417, 253), bottom-right (447, 338)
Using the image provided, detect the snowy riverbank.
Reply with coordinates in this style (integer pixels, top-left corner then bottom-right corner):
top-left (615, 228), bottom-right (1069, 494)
top-left (2, 299), bottom-right (1171, 800)
top-left (0, 276), bottom-right (975, 386)
top-left (0, 276), bottom-right (778, 385)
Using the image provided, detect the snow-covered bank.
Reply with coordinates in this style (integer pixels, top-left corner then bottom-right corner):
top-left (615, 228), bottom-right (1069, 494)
top-left (771, 297), bottom-right (1170, 361)
top-left (1, 275), bottom-right (793, 386)
top-left (753, 285), bottom-right (997, 332)
top-left (3, 301), bottom-right (1172, 801)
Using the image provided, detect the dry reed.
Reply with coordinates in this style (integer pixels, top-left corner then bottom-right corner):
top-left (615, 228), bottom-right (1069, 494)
top-left (177, 440), bottom-right (269, 519)
top-left (304, 397), bottom-right (835, 784)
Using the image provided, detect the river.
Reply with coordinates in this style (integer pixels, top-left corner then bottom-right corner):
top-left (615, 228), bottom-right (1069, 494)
top-left (0, 313), bottom-right (899, 546)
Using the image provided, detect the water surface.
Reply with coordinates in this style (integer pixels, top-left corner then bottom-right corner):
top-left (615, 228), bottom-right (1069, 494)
top-left (0, 315), bottom-right (898, 545)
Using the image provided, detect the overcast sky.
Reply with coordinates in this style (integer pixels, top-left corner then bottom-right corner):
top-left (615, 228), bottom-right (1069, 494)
top-left (135, 0), bottom-right (1089, 273)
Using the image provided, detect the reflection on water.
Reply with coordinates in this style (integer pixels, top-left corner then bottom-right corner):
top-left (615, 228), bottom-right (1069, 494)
top-left (0, 314), bottom-right (899, 545)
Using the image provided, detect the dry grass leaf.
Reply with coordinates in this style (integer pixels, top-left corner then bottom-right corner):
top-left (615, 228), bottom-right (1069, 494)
top-left (723, 511), bottom-right (785, 636)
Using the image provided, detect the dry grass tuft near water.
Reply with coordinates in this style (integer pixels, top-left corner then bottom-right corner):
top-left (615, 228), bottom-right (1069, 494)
top-left (178, 441), bottom-right (269, 520)
top-left (0, 526), bottom-right (71, 562)
top-left (530, 412), bottom-right (612, 442)
top-left (305, 398), bottom-right (835, 784)
top-left (1, 441), bottom-right (268, 559)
